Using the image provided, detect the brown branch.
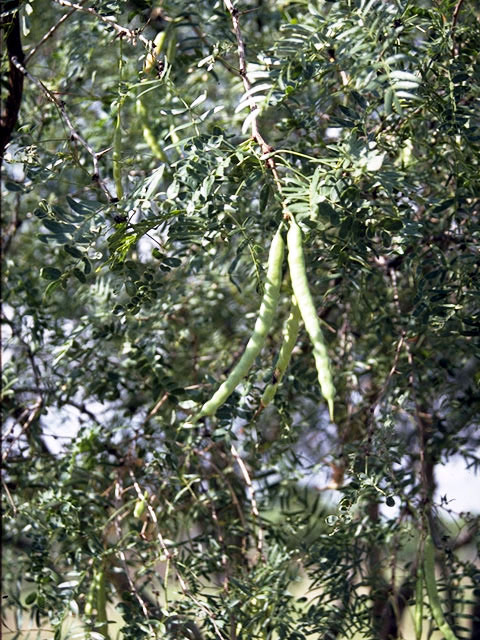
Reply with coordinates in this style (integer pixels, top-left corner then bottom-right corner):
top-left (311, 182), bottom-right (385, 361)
top-left (376, 509), bottom-right (478, 639)
top-left (1, 191), bottom-right (22, 256)
top-left (451, 0), bottom-right (466, 57)
top-left (222, 1), bottom-right (269, 152)
top-left (52, 0), bottom-right (150, 48)
top-left (223, 0), bottom-right (287, 203)
top-left (2, 396), bottom-right (43, 462)
top-left (389, 266), bottom-right (434, 510)
top-left (128, 471), bottom-right (222, 640)
top-left (66, 400), bottom-right (102, 425)
top-left (452, 520), bottom-right (479, 550)
top-left (1, 477), bottom-right (17, 515)
top-left (9, 56), bottom-right (114, 200)
top-left (0, 0), bottom-right (24, 165)
top-left (143, 392), bottom-right (169, 425)
top-left (378, 570), bottom-right (417, 640)
top-left (112, 478), bottom-right (155, 630)
top-left (470, 588), bottom-right (480, 640)
top-left (195, 446), bottom-right (249, 533)
top-left (24, 2), bottom-right (83, 65)
top-left (230, 443), bottom-right (263, 558)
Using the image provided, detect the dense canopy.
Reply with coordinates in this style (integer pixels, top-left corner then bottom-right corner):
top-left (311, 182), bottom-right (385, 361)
top-left (2, 1), bottom-right (479, 639)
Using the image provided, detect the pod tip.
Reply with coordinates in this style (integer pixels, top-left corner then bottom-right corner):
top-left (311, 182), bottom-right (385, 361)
top-left (328, 399), bottom-right (334, 422)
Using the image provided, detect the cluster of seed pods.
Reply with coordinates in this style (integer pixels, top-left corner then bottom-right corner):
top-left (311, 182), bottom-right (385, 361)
top-left (189, 215), bottom-right (335, 425)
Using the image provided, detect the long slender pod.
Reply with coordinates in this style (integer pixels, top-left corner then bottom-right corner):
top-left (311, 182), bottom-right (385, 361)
top-left (261, 294), bottom-right (301, 407)
top-left (113, 40), bottom-right (123, 200)
top-left (287, 216), bottom-right (335, 420)
top-left (136, 97), bottom-right (168, 162)
top-left (165, 28), bottom-right (177, 66)
top-left (96, 561), bottom-right (110, 639)
top-left (191, 227), bottom-right (284, 422)
top-left (84, 571), bottom-right (97, 617)
top-left (423, 533), bottom-right (459, 640)
top-left (414, 565), bottom-right (423, 640)
top-left (112, 107), bottom-right (123, 199)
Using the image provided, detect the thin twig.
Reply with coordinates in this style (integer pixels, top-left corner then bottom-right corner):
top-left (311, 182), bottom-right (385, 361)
top-left (222, 0), bottom-right (286, 202)
top-left (52, 0), bottom-right (150, 49)
top-left (2, 477), bottom-right (17, 515)
top-left (52, 0), bottom-right (134, 39)
top-left (452, 520), bottom-right (479, 550)
top-left (10, 56), bottom-right (114, 200)
top-left (129, 472), bottom-right (175, 580)
top-left (2, 397), bottom-right (43, 461)
top-left (24, 2), bottom-right (82, 64)
top-left (208, 500), bottom-right (229, 587)
top-left (222, 1), bottom-right (270, 152)
top-left (230, 443), bottom-right (263, 558)
top-left (129, 471), bottom-right (225, 639)
top-left (389, 267), bottom-right (429, 512)
top-left (370, 334), bottom-right (405, 415)
top-left (113, 478), bottom-right (154, 627)
top-left (195, 446), bottom-right (249, 532)
top-left (451, 0), bottom-right (466, 57)
top-left (143, 392), bottom-right (169, 425)
top-left (66, 400), bottom-right (101, 425)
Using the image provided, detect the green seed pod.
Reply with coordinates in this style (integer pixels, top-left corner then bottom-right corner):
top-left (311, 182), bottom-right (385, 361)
top-left (136, 98), bottom-right (168, 161)
top-left (261, 294), bottom-right (301, 407)
top-left (133, 490), bottom-right (148, 519)
top-left (96, 563), bottom-right (109, 639)
top-left (165, 29), bottom-right (177, 66)
top-left (423, 534), bottom-right (458, 640)
top-left (144, 30), bottom-right (166, 74)
top-left (113, 43), bottom-right (124, 201)
top-left (113, 108), bottom-right (123, 200)
top-left (287, 216), bottom-right (335, 420)
top-left (193, 227), bottom-right (284, 421)
top-left (414, 565), bottom-right (423, 640)
top-left (84, 574), bottom-right (96, 617)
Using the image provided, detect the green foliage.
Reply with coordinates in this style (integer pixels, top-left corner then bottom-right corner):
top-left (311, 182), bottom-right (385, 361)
top-left (2, 0), bottom-right (480, 639)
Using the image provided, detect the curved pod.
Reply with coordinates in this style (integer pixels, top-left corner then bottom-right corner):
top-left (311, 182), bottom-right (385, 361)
top-left (261, 294), bottom-right (301, 407)
top-left (144, 30), bottom-right (166, 74)
top-left (423, 534), bottom-right (458, 640)
top-left (287, 217), bottom-right (335, 420)
top-left (112, 109), bottom-right (123, 200)
top-left (194, 227), bottom-right (285, 420)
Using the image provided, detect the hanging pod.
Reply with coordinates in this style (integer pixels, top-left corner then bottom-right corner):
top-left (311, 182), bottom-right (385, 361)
top-left (287, 216), bottom-right (335, 420)
top-left (423, 533), bottom-right (459, 640)
top-left (136, 98), bottom-right (168, 162)
top-left (189, 226), bottom-right (285, 423)
top-left (261, 294), bottom-right (301, 408)
top-left (143, 31), bottom-right (166, 74)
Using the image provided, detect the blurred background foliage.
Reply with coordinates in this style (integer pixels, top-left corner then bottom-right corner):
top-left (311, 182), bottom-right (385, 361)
top-left (1, 0), bottom-right (479, 638)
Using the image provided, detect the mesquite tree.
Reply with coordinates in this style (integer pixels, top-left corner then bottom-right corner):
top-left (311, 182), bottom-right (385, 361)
top-left (2, 1), bottom-right (479, 639)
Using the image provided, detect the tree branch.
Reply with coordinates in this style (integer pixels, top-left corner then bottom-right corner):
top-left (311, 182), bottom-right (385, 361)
top-left (0, 0), bottom-right (24, 165)
top-left (223, 0), bottom-right (287, 202)
top-left (230, 443), bottom-right (263, 558)
top-left (52, 0), bottom-right (150, 48)
top-left (451, 0), bottom-right (466, 57)
top-left (23, 2), bottom-right (82, 65)
top-left (9, 56), bottom-right (114, 200)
